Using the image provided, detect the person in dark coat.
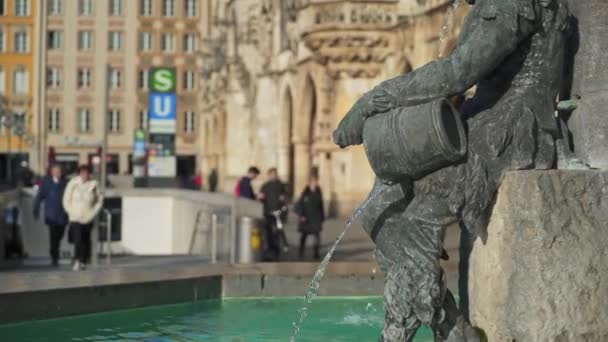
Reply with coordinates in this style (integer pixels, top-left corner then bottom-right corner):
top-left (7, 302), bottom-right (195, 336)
top-left (295, 175), bottom-right (325, 260)
top-left (33, 164), bottom-right (69, 267)
top-left (259, 168), bottom-right (289, 260)
top-left (208, 169), bottom-right (218, 192)
top-left (236, 166), bottom-right (260, 199)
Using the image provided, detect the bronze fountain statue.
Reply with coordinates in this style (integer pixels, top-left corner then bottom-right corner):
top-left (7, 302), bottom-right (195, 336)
top-left (333, 0), bottom-right (572, 340)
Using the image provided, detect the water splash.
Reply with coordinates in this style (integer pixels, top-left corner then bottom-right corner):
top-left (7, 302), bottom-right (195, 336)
top-left (438, 0), bottom-right (462, 58)
top-left (289, 183), bottom-right (387, 342)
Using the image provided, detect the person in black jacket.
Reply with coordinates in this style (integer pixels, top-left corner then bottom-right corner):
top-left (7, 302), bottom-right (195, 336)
top-left (33, 164), bottom-right (69, 267)
top-left (295, 175), bottom-right (325, 260)
top-left (259, 168), bottom-right (289, 260)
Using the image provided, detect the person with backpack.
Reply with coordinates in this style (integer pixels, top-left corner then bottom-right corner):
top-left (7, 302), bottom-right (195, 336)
top-left (33, 164), bottom-right (69, 267)
top-left (62, 165), bottom-right (104, 271)
top-left (235, 166), bottom-right (260, 199)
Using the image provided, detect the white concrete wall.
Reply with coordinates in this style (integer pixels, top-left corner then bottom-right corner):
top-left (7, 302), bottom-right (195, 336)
top-left (122, 196), bottom-right (174, 255)
top-left (118, 190), bottom-right (262, 256)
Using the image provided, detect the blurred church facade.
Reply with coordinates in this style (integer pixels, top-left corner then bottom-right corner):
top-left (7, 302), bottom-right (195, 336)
top-left (199, 0), bottom-right (467, 214)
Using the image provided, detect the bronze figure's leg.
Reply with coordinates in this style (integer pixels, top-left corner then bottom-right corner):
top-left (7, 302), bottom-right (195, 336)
top-left (362, 178), bottom-right (478, 342)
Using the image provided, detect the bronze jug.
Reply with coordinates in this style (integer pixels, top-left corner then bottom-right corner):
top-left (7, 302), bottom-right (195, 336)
top-left (362, 98), bottom-right (467, 183)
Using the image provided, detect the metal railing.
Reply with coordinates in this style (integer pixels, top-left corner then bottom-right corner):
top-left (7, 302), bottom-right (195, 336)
top-left (100, 208), bottom-right (112, 265)
top-left (188, 205), bottom-right (234, 264)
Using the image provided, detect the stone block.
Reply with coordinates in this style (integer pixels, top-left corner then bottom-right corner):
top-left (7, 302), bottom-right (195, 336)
top-left (566, 0), bottom-right (608, 168)
top-left (469, 171), bottom-right (608, 341)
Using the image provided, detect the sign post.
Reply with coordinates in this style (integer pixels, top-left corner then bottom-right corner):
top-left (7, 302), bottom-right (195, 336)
top-left (147, 67), bottom-right (177, 187)
top-left (133, 129), bottom-right (147, 187)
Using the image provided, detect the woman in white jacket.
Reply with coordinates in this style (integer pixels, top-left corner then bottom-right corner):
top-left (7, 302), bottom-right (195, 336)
top-left (62, 165), bottom-right (104, 271)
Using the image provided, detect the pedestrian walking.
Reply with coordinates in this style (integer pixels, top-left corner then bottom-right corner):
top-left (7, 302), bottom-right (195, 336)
top-left (235, 166), bottom-right (260, 199)
top-left (259, 168), bottom-right (289, 260)
top-left (62, 165), bottom-right (104, 271)
top-left (295, 175), bottom-right (325, 260)
top-left (33, 164), bottom-right (69, 267)
top-left (208, 169), bottom-right (218, 193)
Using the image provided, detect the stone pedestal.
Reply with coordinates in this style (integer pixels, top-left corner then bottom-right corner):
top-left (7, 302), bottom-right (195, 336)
top-left (566, 0), bottom-right (608, 168)
top-left (469, 171), bottom-right (608, 341)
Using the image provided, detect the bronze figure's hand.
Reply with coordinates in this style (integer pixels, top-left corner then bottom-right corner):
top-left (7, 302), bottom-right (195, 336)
top-left (333, 92), bottom-right (372, 148)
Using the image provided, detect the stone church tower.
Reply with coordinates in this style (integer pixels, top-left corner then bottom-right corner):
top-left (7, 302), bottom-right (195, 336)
top-left (199, 0), bottom-right (467, 215)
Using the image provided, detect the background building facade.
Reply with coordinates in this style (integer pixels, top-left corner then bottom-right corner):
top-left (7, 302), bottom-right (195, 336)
top-left (199, 0), bottom-right (468, 214)
top-left (38, 0), bottom-right (202, 180)
top-left (42, 0), bottom-right (138, 175)
top-left (0, 0), bottom-right (42, 177)
top-left (137, 0), bottom-right (203, 180)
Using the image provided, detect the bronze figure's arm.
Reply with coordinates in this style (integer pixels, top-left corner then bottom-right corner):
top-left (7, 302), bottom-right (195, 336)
top-left (334, 0), bottom-right (536, 148)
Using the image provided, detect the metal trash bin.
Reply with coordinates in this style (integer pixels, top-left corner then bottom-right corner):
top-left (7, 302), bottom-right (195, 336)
top-left (236, 216), bottom-right (262, 264)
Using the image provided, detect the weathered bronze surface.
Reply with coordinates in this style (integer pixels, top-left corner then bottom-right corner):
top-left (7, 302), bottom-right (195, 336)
top-left (333, 0), bottom-right (572, 340)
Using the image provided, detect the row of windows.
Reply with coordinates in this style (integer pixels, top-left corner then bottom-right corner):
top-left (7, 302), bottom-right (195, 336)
top-left (43, 30), bottom-right (199, 54)
top-left (47, 0), bottom-right (123, 16)
top-left (44, 0), bottom-right (198, 17)
top-left (47, 109), bottom-right (197, 134)
top-left (0, 0), bottom-right (198, 18)
top-left (46, 68), bottom-right (198, 91)
top-left (140, 32), bottom-right (199, 53)
top-left (0, 67), bottom-right (28, 95)
top-left (0, 0), bottom-right (29, 16)
top-left (46, 30), bottom-right (123, 51)
top-left (0, 28), bottom-right (30, 54)
top-left (144, 0), bottom-right (199, 18)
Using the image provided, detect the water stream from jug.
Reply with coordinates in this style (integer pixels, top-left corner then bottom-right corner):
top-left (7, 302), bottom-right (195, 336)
top-left (438, 0), bottom-right (462, 58)
top-left (290, 183), bottom-right (387, 342)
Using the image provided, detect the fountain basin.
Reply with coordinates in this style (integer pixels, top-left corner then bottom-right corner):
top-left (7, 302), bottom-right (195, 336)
top-left (0, 297), bottom-right (434, 342)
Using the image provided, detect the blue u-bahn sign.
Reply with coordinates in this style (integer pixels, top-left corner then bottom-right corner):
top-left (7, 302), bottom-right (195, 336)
top-left (147, 67), bottom-right (177, 180)
top-left (149, 93), bottom-right (177, 134)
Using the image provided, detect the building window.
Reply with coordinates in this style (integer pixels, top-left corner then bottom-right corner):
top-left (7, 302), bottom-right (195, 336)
top-left (140, 32), bottom-right (152, 52)
top-left (78, 31), bottom-right (93, 51)
top-left (14, 30), bottom-right (28, 53)
top-left (109, 0), bottom-right (122, 16)
top-left (109, 110), bottom-right (121, 133)
top-left (13, 67), bottom-right (28, 94)
top-left (161, 33), bottom-right (174, 53)
top-left (0, 68), bottom-right (5, 94)
top-left (185, 0), bottom-right (197, 17)
top-left (0, 0), bottom-right (5, 15)
top-left (79, 0), bottom-right (93, 16)
top-left (108, 68), bottom-right (121, 89)
top-left (78, 68), bottom-right (91, 89)
top-left (48, 109), bottom-right (61, 132)
top-left (0, 26), bottom-right (4, 52)
top-left (108, 31), bottom-right (122, 51)
top-left (162, 0), bottom-right (175, 17)
top-left (15, 0), bottom-right (28, 16)
top-left (140, 0), bottom-right (152, 16)
top-left (47, 67), bottom-right (61, 88)
top-left (184, 33), bottom-right (198, 53)
top-left (183, 71), bottom-right (195, 91)
top-left (184, 111), bottom-right (195, 133)
top-left (139, 110), bottom-right (148, 130)
top-left (47, 31), bottom-right (62, 50)
top-left (48, 0), bottom-right (62, 15)
top-left (138, 69), bottom-right (149, 90)
top-left (78, 108), bottom-right (91, 133)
